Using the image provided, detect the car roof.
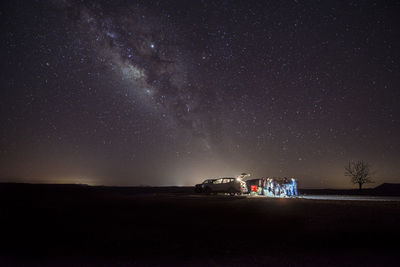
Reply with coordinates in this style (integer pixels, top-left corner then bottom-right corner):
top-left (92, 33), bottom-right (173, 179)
top-left (205, 177), bottom-right (236, 181)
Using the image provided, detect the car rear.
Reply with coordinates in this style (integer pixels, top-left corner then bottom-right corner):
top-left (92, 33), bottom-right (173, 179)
top-left (238, 179), bottom-right (248, 193)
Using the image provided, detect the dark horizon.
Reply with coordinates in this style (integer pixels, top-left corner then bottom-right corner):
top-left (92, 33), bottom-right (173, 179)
top-left (1, 0), bottom-right (399, 188)
top-left (0, 176), bottom-right (393, 190)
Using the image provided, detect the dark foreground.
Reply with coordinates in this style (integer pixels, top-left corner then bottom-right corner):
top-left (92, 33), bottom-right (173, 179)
top-left (1, 184), bottom-right (399, 266)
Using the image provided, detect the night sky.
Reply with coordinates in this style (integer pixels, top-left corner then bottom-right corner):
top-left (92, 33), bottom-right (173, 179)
top-left (1, 0), bottom-right (399, 188)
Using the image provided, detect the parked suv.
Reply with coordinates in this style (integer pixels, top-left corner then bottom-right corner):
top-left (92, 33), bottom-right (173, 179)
top-left (195, 177), bottom-right (248, 195)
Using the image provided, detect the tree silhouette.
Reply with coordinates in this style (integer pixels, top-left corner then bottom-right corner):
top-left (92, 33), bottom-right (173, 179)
top-left (344, 160), bottom-right (374, 191)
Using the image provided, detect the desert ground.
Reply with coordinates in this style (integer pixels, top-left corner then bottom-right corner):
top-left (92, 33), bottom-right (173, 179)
top-left (1, 183), bottom-right (399, 266)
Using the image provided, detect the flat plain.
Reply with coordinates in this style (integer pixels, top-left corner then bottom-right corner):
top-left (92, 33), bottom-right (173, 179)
top-left (0, 184), bottom-right (399, 266)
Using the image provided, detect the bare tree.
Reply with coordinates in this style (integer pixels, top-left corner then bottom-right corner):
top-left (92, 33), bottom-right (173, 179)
top-left (344, 160), bottom-right (374, 191)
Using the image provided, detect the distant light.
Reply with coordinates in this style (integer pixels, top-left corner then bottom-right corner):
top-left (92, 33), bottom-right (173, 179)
top-left (150, 43), bottom-right (155, 49)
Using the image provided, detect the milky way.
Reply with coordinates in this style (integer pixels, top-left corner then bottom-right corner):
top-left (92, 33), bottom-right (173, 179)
top-left (71, 2), bottom-right (217, 147)
top-left (1, 0), bottom-right (399, 187)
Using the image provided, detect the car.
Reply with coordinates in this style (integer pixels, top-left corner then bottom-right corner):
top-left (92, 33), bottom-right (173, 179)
top-left (194, 179), bottom-right (215, 193)
top-left (195, 177), bottom-right (248, 195)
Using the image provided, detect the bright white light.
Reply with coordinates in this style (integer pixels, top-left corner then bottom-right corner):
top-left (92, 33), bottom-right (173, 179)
top-left (150, 43), bottom-right (155, 49)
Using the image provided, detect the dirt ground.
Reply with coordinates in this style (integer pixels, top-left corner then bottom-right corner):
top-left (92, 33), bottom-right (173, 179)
top-left (0, 184), bottom-right (399, 266)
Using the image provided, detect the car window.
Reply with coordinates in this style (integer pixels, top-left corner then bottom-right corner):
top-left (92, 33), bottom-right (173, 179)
top-left (213, 179), bottom-right (222, 184)
top-left (223, 178), bottom-right (232, 183)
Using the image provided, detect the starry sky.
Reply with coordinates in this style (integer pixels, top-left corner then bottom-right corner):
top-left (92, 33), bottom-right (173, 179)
top-left (1, 0), bottom-right (399, 188)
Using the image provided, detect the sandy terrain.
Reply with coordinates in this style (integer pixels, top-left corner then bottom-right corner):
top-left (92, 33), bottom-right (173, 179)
top-left (298, 194), bottom-right (400, 201)
top-left (0, 184), bottom-right (399, 266)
